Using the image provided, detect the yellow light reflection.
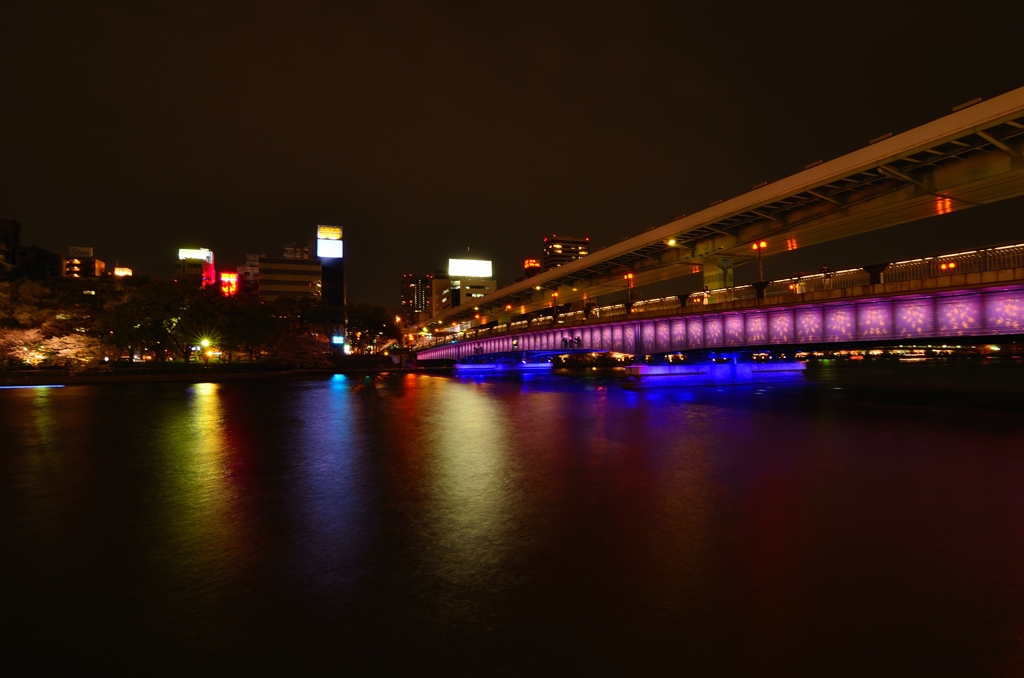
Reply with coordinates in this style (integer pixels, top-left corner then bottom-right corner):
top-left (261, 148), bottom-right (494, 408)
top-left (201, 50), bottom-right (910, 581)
top-left (421, 381), bottom-right (514, 583)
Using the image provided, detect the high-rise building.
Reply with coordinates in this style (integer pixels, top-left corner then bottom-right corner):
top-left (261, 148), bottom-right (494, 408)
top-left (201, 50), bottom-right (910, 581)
top-left (401, 273), bottom-right (433, 324)
top-left (542, 235), bottom-right (589, 271)
top-left (176, 248), bottom-right (216, 286)
top-left (523, 258), bottom-right (542, 278)
top-left (431, 272), bottom-right (450, 318)
top-left (0, 219), bottom-right (20, 274)
top-left (257, 255), bottom-right (321, 302)
top-left (283, 242), bottom-right (309, 259)
top-left (66, 247), bottom-right (106, 278)
top-left (316, 225), bottom-right (345, 307)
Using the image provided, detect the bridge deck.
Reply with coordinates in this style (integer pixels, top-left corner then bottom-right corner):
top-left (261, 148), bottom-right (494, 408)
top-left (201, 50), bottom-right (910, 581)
top-left (416, 266), bottom-right (1024, 360)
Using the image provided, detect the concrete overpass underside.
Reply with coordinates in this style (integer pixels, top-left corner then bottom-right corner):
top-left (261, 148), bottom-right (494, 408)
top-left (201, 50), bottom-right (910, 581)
top-left (423, 87), bottom-right (1024, 331)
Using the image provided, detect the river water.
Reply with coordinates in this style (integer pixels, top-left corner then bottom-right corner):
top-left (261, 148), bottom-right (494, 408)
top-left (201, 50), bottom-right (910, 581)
top-left (3, 364), bottom-right (1024, 674)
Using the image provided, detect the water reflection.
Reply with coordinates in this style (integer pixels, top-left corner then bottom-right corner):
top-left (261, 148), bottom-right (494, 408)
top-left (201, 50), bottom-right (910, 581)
top-left (3, 370), bottom-right (1024, 673)
top-left (144, 382), bottom-right (252, 647)
top-left (420, 380), bottom-right (517, 587)
top-left (155, 383), bottom-right (240, 548)
top-left (289, 377), bottom-right (369, 595)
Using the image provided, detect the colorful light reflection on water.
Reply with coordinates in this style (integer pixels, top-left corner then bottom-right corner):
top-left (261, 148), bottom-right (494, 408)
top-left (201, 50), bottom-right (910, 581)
top-left (2, 373), bottom-right (1024, 673)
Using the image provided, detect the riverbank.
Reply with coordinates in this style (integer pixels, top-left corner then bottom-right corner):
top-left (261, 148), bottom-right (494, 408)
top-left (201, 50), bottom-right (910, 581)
top-left (0, 364), bottom-right (448, 386)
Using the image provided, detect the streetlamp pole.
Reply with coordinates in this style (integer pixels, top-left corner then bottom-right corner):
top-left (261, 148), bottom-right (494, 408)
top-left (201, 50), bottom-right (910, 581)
top-left (752, 240), bottom-right (767, 281)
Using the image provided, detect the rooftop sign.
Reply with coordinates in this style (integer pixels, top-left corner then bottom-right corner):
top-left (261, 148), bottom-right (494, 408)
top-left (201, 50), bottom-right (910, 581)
top-left (178, 248), bottom-right (213, 263)
top-left (449, 259), bottom-right (492, 278)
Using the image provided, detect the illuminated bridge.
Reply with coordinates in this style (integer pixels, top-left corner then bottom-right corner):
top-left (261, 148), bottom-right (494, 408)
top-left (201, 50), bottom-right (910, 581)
top-left (415, 242), bottom-right (1024, 366)
top-left (419, 86), bottom-right (1024, 333)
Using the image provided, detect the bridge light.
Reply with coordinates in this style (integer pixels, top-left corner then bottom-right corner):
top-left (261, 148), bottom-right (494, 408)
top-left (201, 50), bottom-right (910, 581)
top-left (667, 238), bottom-right (677, 246)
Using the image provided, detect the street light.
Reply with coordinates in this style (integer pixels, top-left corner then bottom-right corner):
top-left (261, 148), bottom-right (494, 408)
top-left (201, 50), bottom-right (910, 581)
top-left (624, 272), bottom-right (635, 304)
top-left (752, 240), bottom-right (767, 281)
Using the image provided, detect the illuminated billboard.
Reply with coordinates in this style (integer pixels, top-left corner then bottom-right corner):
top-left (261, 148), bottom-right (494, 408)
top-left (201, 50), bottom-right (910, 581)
top-left (178, 247), bottom-right (214, 263)
top-left (317, 239), bottom-right (344, 259)
top-left (449, 259), bottom-right (492, 278)
top-left (113, 267), bottom-right (133, 277)
top-left (220, 271), bottom-right (238, 296)
top-left (317, 225), bottom-right (342, 240)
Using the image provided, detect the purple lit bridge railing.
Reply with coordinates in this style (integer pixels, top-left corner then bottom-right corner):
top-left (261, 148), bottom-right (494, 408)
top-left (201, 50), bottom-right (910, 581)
top-left (415, 285), bottom-right (1024, 361)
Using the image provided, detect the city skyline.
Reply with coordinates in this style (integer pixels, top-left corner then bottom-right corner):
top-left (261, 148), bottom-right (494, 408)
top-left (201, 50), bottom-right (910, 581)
top-left (5, 5), bottom-right (1024, 673)
top-left (4, 3), bottom-right (1024, 305)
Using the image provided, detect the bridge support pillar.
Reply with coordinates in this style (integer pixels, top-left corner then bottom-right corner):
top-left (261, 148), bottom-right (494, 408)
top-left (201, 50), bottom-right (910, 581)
top-left (703, 258), bottom-right (734, 289)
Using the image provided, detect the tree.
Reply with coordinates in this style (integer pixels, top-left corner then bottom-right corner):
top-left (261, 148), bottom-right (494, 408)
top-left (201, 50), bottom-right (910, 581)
top-left (97, 280), bottom-right (194, 360)
top-left (345, 303), bottom-right (400, 353)
top-left (43, 334), bottom-right (107, 373)
top-left (0, 327), bottom-right (45, 368)
top-left (219, 296), bottom-right (274, 362)
top-left (0, 280), bottom-right (57, 329)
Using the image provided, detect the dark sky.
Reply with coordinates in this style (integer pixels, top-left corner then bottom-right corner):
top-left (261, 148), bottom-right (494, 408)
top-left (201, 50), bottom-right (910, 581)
top-left (3, 1), bottom-right (1024, 305)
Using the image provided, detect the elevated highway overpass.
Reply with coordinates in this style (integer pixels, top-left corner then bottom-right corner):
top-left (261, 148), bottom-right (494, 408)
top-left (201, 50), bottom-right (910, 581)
top-left (421, 86), bottom-right (1024, 334)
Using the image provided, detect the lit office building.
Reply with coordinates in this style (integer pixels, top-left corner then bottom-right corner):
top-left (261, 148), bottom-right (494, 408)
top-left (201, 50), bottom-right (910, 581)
top-left (431, 274), bottom-right (451, 317)
top-left (66, 246), bottom-right (106, 278)
top-left (401, 273), bottom-right (433, 325)
top-left (433, 259), bottom-right (495, 316)
top-left (316, 225), bottom-right (345, 307)
top-left (176, 248), bottom-right (216, 286)
top-left (542, 234), bottom-right (589, 271)
top-left (258, 254), bottom-right (321, 302)
top-left (524, 258), bottom-right (542, 278)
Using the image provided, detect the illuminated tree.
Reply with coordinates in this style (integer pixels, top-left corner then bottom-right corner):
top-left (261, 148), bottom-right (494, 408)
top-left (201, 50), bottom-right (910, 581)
top-left (43, 334), bottom-right (107, 372)
top-left (0, 327), bottom-right (45, 368)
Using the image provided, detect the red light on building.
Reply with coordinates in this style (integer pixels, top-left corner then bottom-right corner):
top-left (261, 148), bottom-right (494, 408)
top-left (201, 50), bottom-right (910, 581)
top-left (220, 271), bottom-right (238, 296)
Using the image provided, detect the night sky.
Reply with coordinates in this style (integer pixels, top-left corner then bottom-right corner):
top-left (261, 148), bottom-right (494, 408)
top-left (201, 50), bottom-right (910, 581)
top-left (4, 2), bottom-right (1024, 305)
